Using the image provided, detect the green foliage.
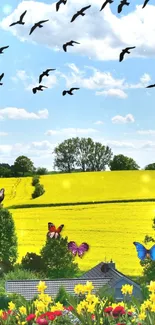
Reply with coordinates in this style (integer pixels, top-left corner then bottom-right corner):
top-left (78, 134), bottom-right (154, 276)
top-left (140, 217), bottom-right (155, 283)
top-left (7, 292), bottom-right (27, 308)
top-left (21, 252), bottom-right (45, 273)
top-left (0, 294), bottom-right (11, 310)
top-left (32, 183), bottom-right (45, 199)
top-left (54, 286), bottom-right (70, 306)
top-left (96, 284), bottom-right (115, 302)
top-left (36, 167), bottom-right (48, 175)
top-left (13, 155), bottom-right (34, 176)
top-left (110, 154), bottom-right (140, 171)
top-left (4, 266), bottom-right (42, 280)
top-left (32, 175), bottom-right (40, 186)
top-left (0, 167), bottom-right (12, 178)
top-left (40, 236), bottom-right (79, 278)
top-left (145, 163), bottom-right (155, 170)
top-left (54, 137), bottom-right (113, 172)
top-left (52, 314), bottom-right (74, 325)
top-left (0, 208), bottom-right (18, 270)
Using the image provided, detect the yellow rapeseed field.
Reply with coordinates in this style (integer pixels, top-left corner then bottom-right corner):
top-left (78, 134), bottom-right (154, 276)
top-left (1, 170), bottom-right (155, 206)
top-left (10, 201), bottom-right (155, 276)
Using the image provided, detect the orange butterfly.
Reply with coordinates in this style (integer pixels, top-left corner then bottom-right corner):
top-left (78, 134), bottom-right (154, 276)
top-left (47, 222), bottom-right (64, 239)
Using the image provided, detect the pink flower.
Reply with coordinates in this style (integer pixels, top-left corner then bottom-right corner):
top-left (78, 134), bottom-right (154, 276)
top-left (26, 314), bottom-right (36, 321)
top-left (36, 317), bottom-right (48, 325)
top-left (104, 307), bottom-right (113, 314)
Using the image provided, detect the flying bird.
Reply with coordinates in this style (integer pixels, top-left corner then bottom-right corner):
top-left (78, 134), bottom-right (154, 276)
top-left (133, 242), bottom-right (155, 261)
top-left (62, 88), bottom-right (80, 96)
top-left (142, 0), bottom-right (149, 8)
top-left (0, 73), bottom-right (4, 86)
top-left (56, 0), bottom-right (67, 11)
top-left (70, 5), bottom-right (91, 22)
top-left (39, 69), bottom-right (56, 83)
top-left (146, 84), bottom-right (155, 88)
top-left (100, 0), bottom-right (113, 11)
top-left (63, 40), bottom-right (80, 52)
top-left (29, 20), bottom-right (49, 35)
top-left (47, 222), bottom-right (64, 239)
top-left (68, 241), bottom-right (89, 258)
top-left (0, 188), bottom-right (5, 206)
top-left (117, 0), bottom-right (130, 13)
top-left (9, 10), bottom-right (27, 26)
top-left (119, 46), bottom-right (136, 62)
top-left (0, 46), bottom-right (9, 54)
top-left (32, 85), bottom-right (48, 94)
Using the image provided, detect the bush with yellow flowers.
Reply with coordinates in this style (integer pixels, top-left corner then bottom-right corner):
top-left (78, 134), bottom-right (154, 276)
top-left (2, 280), bottom-right (155, 325)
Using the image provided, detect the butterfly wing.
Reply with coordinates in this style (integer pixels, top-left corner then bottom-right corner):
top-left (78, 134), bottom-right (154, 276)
top-left (133, 242), bottom-right (147, 260)
top-left (149, 245), bottom-right (155, 260)
top-left (77, 242), bottom-right (89, 258)
top-left (68, 241), bottom-right (78, 256)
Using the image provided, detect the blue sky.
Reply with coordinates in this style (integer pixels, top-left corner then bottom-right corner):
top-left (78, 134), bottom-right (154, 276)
top-left (0, 0), bottom-right (155, 170)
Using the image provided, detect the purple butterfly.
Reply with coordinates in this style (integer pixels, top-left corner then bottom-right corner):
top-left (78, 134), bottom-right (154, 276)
top-left (68, 241), bottom-right (89, 258)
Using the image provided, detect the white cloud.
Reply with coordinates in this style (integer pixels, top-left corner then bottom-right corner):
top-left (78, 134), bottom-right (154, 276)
top-left (111, 114), bottom-right (135, 124)
top-left (137, 130), bottom-right (155, 135)
top-left (94, 121), bottom-right (104, 125)
top-left (45, 128), bottom-right (98, 136)
top-left (1, 1), bottom-right (155, 61)
top-left (0, 107), bottom-right (48, 120)
top-left (107, 141), bottom-right (135, 149)
top-left (141, 141), bottom-right (155, 149)
top-left (0, 132), bottom-right (8, 136)
top-left (96, 88), bottom-right (127, 98)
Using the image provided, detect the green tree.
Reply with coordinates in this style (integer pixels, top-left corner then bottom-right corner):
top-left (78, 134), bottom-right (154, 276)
top-left (145, 163), bottom-right (155, 170)
top-left (21, 252), bottom-right (44, 273)
top-left (140, 218), bottom-right (155, 283)
top-left (36, 167), bottom-right (48, 175)
top-left (110, 154), bottom-right (139, 170)
top-left (76, 137), bottom-right (94, 172)
top-left (86, 142), bottom-right (113, 171)
top-left (0, 208), bottom-right (18, 272)
top-left (0, 167), bottom-right (12, 178)
top-left (54, 138), bottom-right (79, 173)
top-left (13, 156), bottom-right (34, 176)
top-left (40, 236), bottom-right (79, 278)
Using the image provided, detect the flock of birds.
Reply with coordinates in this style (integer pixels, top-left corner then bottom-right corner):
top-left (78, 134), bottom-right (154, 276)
top-left (0, 0), bottom-right (155, 95)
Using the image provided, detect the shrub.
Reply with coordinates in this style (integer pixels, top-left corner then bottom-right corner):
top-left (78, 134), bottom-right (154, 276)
top-left (4, 267), bottom-right (42, 281)
top-left (32, 183), bottom-right (45, 199)
top-left (0, 208), bottom-right (18, 271)
top-left (32, 175), bottom-right (40, 186)
top-left (21, 252), bottom-right (45, 273)
top-left (55, 286), bottom-right (70, 306)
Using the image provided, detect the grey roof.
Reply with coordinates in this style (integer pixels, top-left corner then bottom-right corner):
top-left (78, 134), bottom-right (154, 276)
top-left (80, 262), bottom-right (140, 289)
top-left (5, 277), bottom-right (111, 301)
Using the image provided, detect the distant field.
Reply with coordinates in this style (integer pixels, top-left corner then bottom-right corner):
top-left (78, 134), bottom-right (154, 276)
top-left (10, 201), bottom-right (155, 276)
top-left (1, 170), bottom-right (155, 207)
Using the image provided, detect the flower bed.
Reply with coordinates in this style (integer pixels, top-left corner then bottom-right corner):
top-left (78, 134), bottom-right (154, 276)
top-left (1, 280), bottom-right (155, 325)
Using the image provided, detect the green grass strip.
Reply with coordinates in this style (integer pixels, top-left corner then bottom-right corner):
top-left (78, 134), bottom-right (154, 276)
top-left (6, 197), bottom-right (155, 209)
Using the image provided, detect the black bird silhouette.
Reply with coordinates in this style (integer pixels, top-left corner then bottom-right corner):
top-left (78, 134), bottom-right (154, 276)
top-left (119, 46), bottom-right (136, 62)
top-left (32, 85), bottom-right (48, 94)
top-left (56, 0), bottom-right (67, 11)
top-left (0, 73), bottom-right (4, 86)
top-left (146, 84), bottom-right (155, 88)
top-left (39, 69), bottom-right (56, 83)
top-left (118, 0), bottom-right (130, 13)
top-left (62, 88), bottom-right (80, 96)
top-left (100, 0), bottom-right (113, 11)
top-left (9, 10), bottom-right (27, 26)
top-left (70, 5), bottom-right (91, 22)
top-left (0, 46), bottom-right (9, 54)
top-left (0, 188), bottom-right (5, 206)
top-left (63, 40), bottom-right (80, 52)
top-left (142, 0), bottom-right (149, 8)
top-left (29, 20), bottom-right (49, 35)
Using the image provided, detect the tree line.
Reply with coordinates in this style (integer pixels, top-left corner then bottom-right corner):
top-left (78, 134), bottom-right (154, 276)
top-left (1, 137), bottom-right (155, 177)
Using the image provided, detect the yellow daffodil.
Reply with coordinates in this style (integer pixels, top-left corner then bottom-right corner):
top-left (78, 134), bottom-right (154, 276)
top-left (85, 281), bottom-right (94, 293)
top-left (19, 306), bottom-right (26, 315)
top-left (36, 281), bottom-right (47, 293)
top-left (150, 303), bottom-right (155, 312)
top-left (128, 306), bottom-right (136, 313)
top-left (34, 300), bottom-right (46, 312)
top-left (8, 301), bottom-right (16, 310)
top-left (149, 293), bottom-right (155, 303)
top-left (121, 284), bottom-right (133, 295)
top-left (87, 303), bottom-right (95, 313)
top-left (77, 304), bottom-right (83, 314)
top-left (0, 310), bottom-right (3, 317)
top-left (139, 312), bottom-right (146, 320)
top-left (147, 281), bottom-right (155, 293)
top-left (51, 302), bottom-right (64, 312)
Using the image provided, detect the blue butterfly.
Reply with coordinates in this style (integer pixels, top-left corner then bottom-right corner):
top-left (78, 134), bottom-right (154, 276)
top-left (133, 242), bottom-right (155, 260)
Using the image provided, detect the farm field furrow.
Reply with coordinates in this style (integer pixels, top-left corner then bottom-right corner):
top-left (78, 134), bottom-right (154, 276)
top-left (10, 201), bottom-right (155, 276)
top-left (1, 170), bottom-right (155, 206)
